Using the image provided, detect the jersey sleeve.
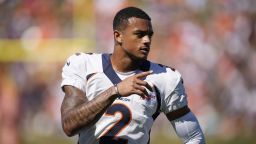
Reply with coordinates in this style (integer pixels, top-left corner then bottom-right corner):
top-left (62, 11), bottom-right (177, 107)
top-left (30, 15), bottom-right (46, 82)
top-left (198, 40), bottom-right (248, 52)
top-left (171, 112), bottom-right (205, 143)
top-left (61, 53), bottom-right (88, 93)
top-left (161, 68), bottom-right (188, 114)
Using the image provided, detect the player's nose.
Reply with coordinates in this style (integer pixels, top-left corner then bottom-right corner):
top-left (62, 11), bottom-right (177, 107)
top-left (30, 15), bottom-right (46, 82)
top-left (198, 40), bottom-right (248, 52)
top-left (142, 35), bottom-right (151, 44)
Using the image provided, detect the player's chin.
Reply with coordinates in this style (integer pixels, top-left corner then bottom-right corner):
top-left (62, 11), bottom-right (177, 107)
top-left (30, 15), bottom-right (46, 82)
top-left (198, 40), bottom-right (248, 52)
top-left (130, 51), bottom-right (149, 60)
top-left (137, 51), bottom-right (149, 59)
top-left (136, 54), bottom-right (148, 60)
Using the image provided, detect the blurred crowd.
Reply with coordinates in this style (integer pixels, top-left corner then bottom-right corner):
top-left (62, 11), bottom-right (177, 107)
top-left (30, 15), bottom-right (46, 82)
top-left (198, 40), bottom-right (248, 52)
top-left (0, 0), bottom-right (256, 144)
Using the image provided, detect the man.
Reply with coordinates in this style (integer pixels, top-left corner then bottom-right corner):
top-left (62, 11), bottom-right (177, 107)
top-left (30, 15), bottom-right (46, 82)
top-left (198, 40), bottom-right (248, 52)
top-left (61, 7), bottom-right (205, 144)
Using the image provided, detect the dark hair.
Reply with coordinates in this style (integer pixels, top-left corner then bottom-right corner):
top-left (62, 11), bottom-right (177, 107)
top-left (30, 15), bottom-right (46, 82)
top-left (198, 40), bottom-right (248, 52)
top-left (113, 7), bottom-right (151, 31)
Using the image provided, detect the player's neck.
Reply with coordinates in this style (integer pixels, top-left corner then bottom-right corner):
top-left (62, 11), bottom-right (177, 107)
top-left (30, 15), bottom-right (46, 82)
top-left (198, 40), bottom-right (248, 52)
top-left (111, 51), bottom-right (144, 73)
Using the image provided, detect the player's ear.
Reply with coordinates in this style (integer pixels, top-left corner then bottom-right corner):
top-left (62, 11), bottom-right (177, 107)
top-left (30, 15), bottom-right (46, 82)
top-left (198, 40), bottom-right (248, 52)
top-left (114, 30), bottom-right (122, 44)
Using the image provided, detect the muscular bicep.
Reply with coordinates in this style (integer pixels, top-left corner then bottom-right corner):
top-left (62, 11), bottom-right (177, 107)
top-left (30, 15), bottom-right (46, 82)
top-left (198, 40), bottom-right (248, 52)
top-left (61, 85), bottom-right (88, 115)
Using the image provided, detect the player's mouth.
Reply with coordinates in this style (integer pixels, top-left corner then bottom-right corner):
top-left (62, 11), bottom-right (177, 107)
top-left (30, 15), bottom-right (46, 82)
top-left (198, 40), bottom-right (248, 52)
top-left (139, 47), bottom-right (150, 54)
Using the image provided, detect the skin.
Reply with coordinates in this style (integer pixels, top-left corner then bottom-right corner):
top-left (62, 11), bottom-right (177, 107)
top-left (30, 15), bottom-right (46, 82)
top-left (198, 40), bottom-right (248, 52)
top-left (111, 17), bottom-right (154, 72)
top-left (61, 17), bottom-right (189, 137)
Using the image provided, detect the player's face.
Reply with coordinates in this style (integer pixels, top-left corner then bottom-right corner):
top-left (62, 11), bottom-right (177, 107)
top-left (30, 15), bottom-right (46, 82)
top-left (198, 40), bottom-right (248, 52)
top-left (120, 17), bottom-right (153, 60)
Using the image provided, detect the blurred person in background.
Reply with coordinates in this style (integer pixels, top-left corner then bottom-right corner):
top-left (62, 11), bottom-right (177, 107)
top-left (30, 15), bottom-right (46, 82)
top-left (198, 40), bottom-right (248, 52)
top-left (60, 6), bottom-right (205, 144)
top-left (0, 63), bottom-right (20, 144)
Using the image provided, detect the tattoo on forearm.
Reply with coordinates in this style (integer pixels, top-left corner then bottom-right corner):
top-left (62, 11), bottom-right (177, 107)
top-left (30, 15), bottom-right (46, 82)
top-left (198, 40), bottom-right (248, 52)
top-left (61, 86), bottom-right (116, 136)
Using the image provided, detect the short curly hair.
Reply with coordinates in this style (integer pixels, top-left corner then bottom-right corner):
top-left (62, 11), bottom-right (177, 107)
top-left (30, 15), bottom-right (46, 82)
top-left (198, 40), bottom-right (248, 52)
top-left (113, 7), bottom-right (151, 31)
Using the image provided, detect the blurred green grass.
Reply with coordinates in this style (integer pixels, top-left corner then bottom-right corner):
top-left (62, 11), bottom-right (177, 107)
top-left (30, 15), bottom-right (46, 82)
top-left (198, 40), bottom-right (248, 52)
top-left (21, 134), bottom-right (256, 144)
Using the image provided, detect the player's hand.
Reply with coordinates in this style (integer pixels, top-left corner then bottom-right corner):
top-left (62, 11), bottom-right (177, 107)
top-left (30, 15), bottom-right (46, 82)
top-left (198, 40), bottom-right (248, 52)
top-left (116, 71), bottom-right (153, 98)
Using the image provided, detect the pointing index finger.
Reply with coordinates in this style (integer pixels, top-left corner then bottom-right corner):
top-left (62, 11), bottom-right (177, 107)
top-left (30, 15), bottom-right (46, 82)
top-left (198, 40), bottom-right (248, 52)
top-left (136, 70), bottom-right (153, 78)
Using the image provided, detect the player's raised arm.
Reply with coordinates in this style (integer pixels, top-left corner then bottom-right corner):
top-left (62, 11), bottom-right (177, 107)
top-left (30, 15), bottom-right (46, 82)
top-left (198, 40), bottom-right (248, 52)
top-left (61, 71), bottom-right (152, 137)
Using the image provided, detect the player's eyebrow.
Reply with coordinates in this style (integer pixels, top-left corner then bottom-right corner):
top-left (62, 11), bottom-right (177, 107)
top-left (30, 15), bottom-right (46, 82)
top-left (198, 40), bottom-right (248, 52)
top-left (133, 30), bottom-right (154, 36)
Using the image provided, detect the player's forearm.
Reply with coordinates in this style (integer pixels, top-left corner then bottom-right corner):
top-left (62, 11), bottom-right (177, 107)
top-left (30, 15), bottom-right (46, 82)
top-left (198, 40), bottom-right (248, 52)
top-left (61, 86), bottom-right (118, 136)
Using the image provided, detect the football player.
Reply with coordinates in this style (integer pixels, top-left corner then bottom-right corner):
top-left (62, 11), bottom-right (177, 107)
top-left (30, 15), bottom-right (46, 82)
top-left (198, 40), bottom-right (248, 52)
top-left (61, 7), bottom-right (205, 144)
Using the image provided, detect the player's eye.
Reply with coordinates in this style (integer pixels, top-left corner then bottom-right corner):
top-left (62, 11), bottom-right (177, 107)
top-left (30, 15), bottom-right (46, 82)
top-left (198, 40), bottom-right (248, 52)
top-left (149, 32), bottom-right (154, 38)
top-left (136, 33), bottom-right (144, 38)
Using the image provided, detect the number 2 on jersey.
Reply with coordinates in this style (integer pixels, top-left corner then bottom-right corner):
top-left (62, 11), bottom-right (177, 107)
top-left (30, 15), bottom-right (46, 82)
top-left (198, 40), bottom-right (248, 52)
top-left (99, 103), bottom-right (132, 144)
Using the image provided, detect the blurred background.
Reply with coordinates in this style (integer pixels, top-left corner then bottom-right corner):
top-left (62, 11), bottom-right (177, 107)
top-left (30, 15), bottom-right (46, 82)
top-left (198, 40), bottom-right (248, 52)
top-left (0, 0), bottom-right (256, 144)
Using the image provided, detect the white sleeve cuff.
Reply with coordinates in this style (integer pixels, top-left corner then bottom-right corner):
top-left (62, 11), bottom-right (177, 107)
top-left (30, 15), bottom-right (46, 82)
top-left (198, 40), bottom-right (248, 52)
top-left (61, 78), bottom-right (86, 93)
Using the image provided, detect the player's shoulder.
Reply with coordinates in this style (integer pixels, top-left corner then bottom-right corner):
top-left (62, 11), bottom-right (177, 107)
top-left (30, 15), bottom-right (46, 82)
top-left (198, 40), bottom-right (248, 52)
top-left (149, 61), bottom-right (181, 80)
top-left (148, 61), bottom-right (183, 92)
top-left (68, 52), bottom-right (101, 60)
top-left (66, 52), bottom-right (101, 63)
top-left (63, 52), bottom-right (102, 70)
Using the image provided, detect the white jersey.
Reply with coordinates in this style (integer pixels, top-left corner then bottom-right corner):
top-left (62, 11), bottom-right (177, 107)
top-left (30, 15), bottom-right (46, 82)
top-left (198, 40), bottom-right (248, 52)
top-left (61, 53), bottom-right (188, 144)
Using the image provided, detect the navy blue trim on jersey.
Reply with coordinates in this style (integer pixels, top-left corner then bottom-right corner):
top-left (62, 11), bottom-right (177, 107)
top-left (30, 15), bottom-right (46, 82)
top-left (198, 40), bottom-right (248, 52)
top-left (102, 53), bottom-right (151, 83)
top-left (152, 85), bottom-right (161, 120)
top-left (102, 54), bottom-right (122, 84)
top-left (86, 73), bottom-right (96, 81)
top-left (139, 60), bottom-right (150, 72)
top-left (167, 106), bottom-right (191, 121)
top-left (147, 130), bottom-right (151, 144)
